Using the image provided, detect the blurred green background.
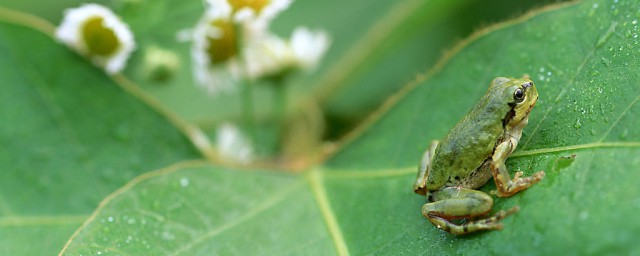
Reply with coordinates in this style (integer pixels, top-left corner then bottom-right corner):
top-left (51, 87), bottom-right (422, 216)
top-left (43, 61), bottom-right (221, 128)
top-left (0, 0), bottom-right (568, 159)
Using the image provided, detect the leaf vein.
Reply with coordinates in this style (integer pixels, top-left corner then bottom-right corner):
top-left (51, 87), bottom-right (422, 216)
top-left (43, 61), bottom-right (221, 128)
top-left (323, 141), bottom-right (640, 179)
top-left (307, 168), bottom-right (350, 256)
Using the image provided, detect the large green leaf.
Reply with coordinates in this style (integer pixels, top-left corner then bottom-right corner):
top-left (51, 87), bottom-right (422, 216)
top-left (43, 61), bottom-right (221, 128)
top-left (60, 162), bottom-right (336, 255)
top-left (0, 19), bottom-right (201, 254)
top-left (59, 0), bottom-right (640, 255)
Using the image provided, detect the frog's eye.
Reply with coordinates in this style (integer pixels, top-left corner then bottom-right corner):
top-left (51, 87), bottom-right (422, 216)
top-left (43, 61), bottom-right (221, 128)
top-left (513, 88), bottom-right (525, 102)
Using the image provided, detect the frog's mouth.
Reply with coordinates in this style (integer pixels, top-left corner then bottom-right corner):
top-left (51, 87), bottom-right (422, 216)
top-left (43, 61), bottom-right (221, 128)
top-left (526, 96), bottom-right (538, 114)
top-left (503, 95), bottom-right (537, 127)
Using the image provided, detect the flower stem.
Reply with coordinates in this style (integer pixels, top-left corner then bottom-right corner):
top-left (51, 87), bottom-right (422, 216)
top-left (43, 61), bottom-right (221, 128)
top-left (241, 78), bottom-right (256, 141)
top-left (270, 75), bottom-right (289, 155)
top-left (274, 82), bottom-right (287, 123)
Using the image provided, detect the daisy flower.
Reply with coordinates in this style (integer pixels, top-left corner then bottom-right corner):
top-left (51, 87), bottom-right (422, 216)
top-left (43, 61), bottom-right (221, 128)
top-left (191, 5), bottom-right (243, 94)
top-left (56, 4), bottom-right (135, 74)
top-left (244, 27), bottom-right (330, 80)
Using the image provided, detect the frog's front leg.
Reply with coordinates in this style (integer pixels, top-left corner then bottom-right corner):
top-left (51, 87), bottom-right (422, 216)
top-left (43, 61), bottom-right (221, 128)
top-left (414, 140), bottom-right (439, 195)
top-left (422, 187), bottom-right (518, 235)
top-left (491, 140), bottom-right (545, 197)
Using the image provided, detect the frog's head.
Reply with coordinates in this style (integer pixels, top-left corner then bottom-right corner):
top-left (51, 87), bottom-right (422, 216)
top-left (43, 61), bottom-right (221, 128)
top-left (493, 76), bottom-right (538, 128)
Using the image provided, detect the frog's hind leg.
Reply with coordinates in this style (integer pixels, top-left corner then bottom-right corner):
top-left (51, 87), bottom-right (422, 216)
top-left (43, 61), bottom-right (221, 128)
top-left (414, 140), bottom-right (439, 195)
top-left (422, 187), bottom-right (518, 235)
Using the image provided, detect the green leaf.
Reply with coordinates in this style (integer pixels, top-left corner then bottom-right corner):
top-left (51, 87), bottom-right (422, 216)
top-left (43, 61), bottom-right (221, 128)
top-left (59, 0), bottom-right (640, 255)
top-left (60, 162), bottom-right (336, 255)
top-left (0, 0), bottom-right (109, 23)
top-left (0, 20), bottom-right (200, 254)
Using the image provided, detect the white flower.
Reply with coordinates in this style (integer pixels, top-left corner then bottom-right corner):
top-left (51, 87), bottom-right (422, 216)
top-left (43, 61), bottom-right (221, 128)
top-left (216, 123), bottom-right (254, 164)
top-left (56, 4), bottom-right (135, 74)
top-left (191, 5), bottom-right (242, 94)
top-left (206, 0), bottom-right (291, 31)
top-left (244, 27), bottom-right (330, 79)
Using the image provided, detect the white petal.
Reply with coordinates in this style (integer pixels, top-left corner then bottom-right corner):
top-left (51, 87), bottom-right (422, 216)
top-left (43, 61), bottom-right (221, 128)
top-left (258, 0), bottom-right (292, 23)
top-left (233, 0), bottom-right (293, 38)
top-left (244, 34), bottom-right (293, 79)
top-left (243, 28), bottom-right (330, 79)
top-left (291, 27), bottom-right (330, 70)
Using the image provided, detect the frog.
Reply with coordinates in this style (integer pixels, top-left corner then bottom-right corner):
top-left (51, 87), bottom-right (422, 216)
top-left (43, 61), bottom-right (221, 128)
top-left (413, 76), bottom-right (545, 235)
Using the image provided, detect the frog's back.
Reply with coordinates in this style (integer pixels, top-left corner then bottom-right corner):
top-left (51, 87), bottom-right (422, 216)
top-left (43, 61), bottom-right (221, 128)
top-left (426, 92), bottom-right (508, 190)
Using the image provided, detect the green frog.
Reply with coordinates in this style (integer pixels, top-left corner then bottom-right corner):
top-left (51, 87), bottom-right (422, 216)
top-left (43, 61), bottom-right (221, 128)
top-left (413, 76), bottom-right (545, 235)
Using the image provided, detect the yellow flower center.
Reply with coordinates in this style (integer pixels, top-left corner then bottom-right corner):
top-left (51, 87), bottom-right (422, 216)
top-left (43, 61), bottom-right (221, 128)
top-left (228, 0), bottom-right (270, 14)
top-left (206, 19), bottom-right (237, 64)
top-left (82, 17), bottom-right (119, 56)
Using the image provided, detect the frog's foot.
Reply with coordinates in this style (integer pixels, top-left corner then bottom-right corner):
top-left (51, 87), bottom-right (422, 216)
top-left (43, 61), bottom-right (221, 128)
top-left (422, 187), bottom-right (517, 235)
top-left (426, 205), bottom-right (519, 235)
top-left (491, 141), bottom-right (546, 198)
top-left (495, 171), bottom-right (545, 198)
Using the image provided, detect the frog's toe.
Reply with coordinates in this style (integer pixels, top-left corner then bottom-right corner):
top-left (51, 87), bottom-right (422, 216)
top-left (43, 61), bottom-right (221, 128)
top-left (492, 205), bottom-right (520, 221)
top-left (533, 171), bottom-right (545, 180)
top-left (513, 171), bottom-right (524, 180)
